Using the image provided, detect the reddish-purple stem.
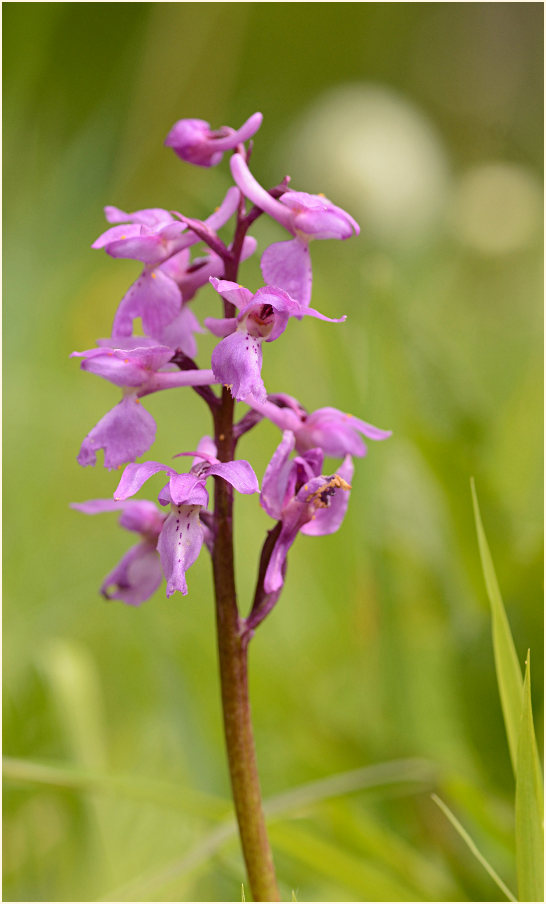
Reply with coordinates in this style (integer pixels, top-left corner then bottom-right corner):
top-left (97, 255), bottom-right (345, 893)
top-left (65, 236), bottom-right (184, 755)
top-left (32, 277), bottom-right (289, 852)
top-left (210, 185), bottom-right (280, 901)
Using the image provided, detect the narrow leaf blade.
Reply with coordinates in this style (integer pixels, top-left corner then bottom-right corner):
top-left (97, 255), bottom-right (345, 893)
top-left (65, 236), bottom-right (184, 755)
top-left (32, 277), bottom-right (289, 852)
top-left (515, 652), bottom-right (544, 902)
top-left (431, 794), bottom-right (517, 902)
top-left (471, 479), bottom-right (523, 773)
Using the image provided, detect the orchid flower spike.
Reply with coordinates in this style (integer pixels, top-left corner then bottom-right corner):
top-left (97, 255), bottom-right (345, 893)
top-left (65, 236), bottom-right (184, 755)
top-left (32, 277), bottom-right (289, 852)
top-left (206, 278), bottom-right (345, 404)
top-left (113, 438), bottom-right (259, 596)
top-left (70, 499), bottom-right (166, 606)
top-left (165, 113), bottom-right (263, 167)
top-left (231, 153), bottom-right (359, 305)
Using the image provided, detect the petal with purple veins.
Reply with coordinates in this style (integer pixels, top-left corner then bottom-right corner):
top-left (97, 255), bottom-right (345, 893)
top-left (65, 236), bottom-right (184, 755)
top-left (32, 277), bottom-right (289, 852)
top-left (157, 505), bottom-right (204, 596)
top-left (211, 329), bottom-right (266, 403)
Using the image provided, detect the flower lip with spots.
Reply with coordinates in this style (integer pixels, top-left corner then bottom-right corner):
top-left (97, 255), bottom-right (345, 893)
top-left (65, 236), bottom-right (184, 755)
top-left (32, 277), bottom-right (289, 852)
top-left (113, 438), bottom-right (259, 596)
top-left (206, 278), bottom-right (346, 404)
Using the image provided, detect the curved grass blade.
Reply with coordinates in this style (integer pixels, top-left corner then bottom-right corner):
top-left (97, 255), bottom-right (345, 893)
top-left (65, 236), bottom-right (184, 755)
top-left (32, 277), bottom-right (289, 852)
top-left (268, 821), bottom-right (422, 901)
top-left (471, 479), bottom-right (523, 774)
top-left (515, 652), bottom-right (544, 903)
top-left (100, 758), bottom-right (437, 901)
top-left (431, 793), bottom-right (517, 902)
top-left (2, 756), bottom-right (230, 821)
top-left (263, 757), bottom-right (437, 818)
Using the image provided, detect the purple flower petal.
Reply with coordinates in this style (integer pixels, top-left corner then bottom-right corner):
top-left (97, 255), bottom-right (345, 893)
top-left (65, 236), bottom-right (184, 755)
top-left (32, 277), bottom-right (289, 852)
top-left (104, 207), bottom-right (175, 228)
top-left (209, 277), bottom-right (254, 310)
top-left (92, 223), bottom-right (144, 250)
top-left (261, 238), bottom-right (313, 307)
top-left (105, 230), bottom-right (181, 264)
top-left (101, 542), bottom-right (163, 606)
top-left (263, 499), bottom-right (313, 594)
top-left (193, 435), bottom-right (218, 463)
top-left (71, 499), bottom-right (126, 515)
top-left (71, 498), bottom-right (165, 537)
top-left (204, 316), bottom-right (237, 338)
top-left (117, 500), bottom-right (166, 535)
top-left (157, 505), bottom-right (204, 596)
top-left (157, 248), bottom-right (191, 283)
top-left (296, 408), bottom-right (391, 457)
top-left (72, 345), bottom-right (173, 387)
top-left (112, 269), bottom-right (181, 340)
top-left (78, 397), bottom-right (156, 470)
top-left (242, 396), bottom-right (303, 432)
top-left (293, 449), bottom-right (324, 482)
top-left (167, 473), bottom-right (209, 506)
top-left (241, 286), bottom-right (298, 342)
top-left (260, 431), bottom-right (296, 519)
top-left (155, 305), bottom-right (204, 357)
top-left (282, 191), bottom-right (359, 240)
top-left (206, 460), bottom-right (259, 495)
top-left (211, 329), bottom-right (266, 403)
top-left (114, 460), bottom-right (177, 500)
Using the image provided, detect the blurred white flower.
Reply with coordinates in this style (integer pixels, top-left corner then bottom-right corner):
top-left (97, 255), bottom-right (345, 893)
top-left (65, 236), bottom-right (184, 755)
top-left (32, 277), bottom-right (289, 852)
top-left (283, 83), bottom-right (451, 246)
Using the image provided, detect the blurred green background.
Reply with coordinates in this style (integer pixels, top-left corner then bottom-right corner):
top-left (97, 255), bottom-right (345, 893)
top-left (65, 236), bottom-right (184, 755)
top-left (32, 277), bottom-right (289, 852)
top-left (3, 3), bottom-right (543, 901)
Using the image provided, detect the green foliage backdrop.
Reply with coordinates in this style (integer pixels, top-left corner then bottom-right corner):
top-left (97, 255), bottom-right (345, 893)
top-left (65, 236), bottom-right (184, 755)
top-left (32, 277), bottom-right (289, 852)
top-left (4, 3), bottom-right (543, 901)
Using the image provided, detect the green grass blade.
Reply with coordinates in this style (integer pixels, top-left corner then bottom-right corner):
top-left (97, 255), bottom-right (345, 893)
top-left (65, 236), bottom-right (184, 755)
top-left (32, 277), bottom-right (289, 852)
top-left (431, 794), bottom-right (517, 902)
top-left (515, 652), bottom-right (544, 903)
top-left (471, 479), bottom-right (523, 774)
top-left (269, 821), bottom-right (422, 901)
top-left (99, 758), bottom-right (436, 901)
top-left (2, 756), bottom-right (230, 821)
top-left (263, 757), bottom-right (436, 817)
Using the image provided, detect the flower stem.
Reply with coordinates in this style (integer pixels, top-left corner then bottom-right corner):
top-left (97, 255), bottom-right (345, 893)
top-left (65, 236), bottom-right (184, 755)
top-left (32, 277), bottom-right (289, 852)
top-left (212, 400), bottom-right (280, 901)
top-left (209, 206), bottom-right (280, 901)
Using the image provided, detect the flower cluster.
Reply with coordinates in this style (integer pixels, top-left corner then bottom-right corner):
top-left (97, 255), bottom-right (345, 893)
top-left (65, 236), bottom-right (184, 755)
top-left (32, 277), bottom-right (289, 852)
top-left (73, 112), bottom-right (390, 610)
